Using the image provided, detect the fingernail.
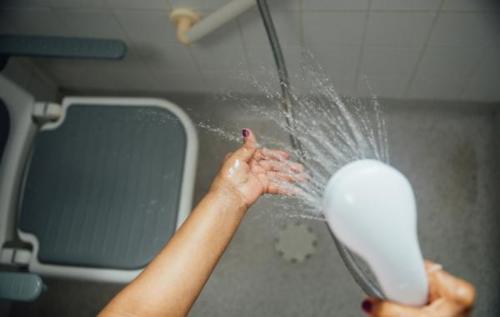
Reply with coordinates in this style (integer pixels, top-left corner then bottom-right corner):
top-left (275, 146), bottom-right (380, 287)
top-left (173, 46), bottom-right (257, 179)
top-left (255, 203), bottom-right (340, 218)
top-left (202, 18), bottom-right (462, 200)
top-left (361, 300), bottom-right (373, 313)
top-left (242, 128), bottom-right (250, 138)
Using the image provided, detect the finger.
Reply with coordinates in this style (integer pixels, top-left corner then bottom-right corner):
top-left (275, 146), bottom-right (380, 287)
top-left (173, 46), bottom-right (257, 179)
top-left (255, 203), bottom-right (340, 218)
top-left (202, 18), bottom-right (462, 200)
top-left (425, 297), bottom-right (470, 317)
top-left (424, 260), bottom-right (443, 274)
top-left (424, 260), bottom-right (443, 302)
top-left (250, 158), bottom-right (266, 174)
top-left (431, 268), bottom-right (476, 307)
top-left (231, 128), bottom-right (257, 162)
top-left (269, 171), bottom-right (308, 183)
top-left (253, 149), bottom-right (265, 161)
top-left (259, 159), bottom-right (304, 174)
top-left (261, 147), bottom-right (289, 161)
top-left (366, 299), bottom-right (421, 317)
top-left (424, 260), bottom-right (475, 307)
top-left (267, 181), bottom-right (302, 196)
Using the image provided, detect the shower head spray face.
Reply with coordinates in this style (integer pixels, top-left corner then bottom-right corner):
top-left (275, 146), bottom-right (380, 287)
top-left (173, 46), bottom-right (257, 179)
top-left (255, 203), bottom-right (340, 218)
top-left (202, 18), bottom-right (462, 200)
top-left (323, 159), bottom-right (428, 306)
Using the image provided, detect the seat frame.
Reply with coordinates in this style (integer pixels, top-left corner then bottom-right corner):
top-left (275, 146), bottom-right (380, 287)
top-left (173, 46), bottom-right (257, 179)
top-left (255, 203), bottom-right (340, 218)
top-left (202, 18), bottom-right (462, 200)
top-left (0, 76), bottom-right (198, 283)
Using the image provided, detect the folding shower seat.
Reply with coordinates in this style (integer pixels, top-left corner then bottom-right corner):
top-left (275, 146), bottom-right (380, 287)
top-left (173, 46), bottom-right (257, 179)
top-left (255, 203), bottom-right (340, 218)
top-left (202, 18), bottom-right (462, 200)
top-left (0, 75), bottom-right (198, 300)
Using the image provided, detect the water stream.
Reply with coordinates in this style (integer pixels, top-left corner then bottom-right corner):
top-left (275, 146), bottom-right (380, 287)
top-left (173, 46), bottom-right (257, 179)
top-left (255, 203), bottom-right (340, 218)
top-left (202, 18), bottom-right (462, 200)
top-left (199, 52), bottom-right (389, 220)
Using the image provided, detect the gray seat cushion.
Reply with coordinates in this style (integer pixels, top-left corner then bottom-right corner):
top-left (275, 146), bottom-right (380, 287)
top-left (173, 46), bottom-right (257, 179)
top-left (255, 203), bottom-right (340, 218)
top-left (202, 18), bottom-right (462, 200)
top-left (19, 104), bottom-right (187, 270)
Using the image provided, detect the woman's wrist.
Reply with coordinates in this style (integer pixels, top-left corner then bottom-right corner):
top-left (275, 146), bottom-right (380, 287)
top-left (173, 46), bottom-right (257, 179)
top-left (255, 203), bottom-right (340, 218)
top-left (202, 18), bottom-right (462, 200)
top-left (208, 183), bottom-right (249, 214)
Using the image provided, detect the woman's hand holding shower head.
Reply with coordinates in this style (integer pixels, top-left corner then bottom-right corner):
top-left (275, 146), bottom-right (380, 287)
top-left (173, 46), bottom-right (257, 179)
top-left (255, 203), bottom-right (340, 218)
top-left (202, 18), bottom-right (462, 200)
top-left (362, 261), bottom-right (476, 317)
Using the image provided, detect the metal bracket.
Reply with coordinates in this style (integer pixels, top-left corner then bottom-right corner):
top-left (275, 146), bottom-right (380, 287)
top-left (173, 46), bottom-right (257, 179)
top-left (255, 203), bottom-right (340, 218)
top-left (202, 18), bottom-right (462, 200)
top-left (0, 247), bottom-right (32, 266)
top-left (32, 102), bottom-right (62, 124)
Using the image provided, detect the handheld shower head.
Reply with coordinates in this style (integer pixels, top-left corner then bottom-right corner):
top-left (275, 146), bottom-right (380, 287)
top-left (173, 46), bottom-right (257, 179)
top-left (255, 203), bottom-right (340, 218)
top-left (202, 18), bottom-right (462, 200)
top-left (323, 159), bottom-right (428, 306)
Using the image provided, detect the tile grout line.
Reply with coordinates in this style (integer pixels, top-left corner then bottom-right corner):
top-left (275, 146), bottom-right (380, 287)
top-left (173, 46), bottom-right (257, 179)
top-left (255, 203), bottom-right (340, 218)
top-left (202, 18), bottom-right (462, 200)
top-left (353, 0), bottom-right (373, 97)
top-left (236, 18), bottom-right (252, 77)
top-left (298, 0), bottom-right (304, 47)
top-left (402, 0), bottom-right (445, 98)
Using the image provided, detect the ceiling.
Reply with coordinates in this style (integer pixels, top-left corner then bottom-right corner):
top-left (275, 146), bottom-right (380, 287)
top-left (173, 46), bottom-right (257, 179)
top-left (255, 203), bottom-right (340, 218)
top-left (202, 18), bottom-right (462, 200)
top-left (0, 0), bottom-right (499, 101)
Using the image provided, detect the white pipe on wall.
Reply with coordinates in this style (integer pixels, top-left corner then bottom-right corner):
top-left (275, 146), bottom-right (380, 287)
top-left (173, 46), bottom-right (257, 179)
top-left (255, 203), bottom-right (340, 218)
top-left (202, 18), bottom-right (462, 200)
top-left (171, 0), bottom-right (256, 45)
top-left (187, 0), bottom-right (255, 43)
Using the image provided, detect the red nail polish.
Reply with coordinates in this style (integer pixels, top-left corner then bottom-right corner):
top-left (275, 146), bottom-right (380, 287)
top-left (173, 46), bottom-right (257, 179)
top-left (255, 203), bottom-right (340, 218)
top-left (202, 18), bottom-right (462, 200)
top-left (242, 129), bottom-right (249, 137)
top-left (361, 300), bottom-right (373, 313)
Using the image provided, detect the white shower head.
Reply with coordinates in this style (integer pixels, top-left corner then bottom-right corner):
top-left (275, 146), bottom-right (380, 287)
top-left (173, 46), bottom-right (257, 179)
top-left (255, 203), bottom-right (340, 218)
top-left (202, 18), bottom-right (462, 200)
top-left (323, 159), bottom-right (428, 306)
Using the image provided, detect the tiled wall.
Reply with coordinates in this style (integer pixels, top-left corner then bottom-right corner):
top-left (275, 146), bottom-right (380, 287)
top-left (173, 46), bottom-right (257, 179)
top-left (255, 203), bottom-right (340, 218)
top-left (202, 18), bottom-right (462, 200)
top-left (2, 58), bottom-right (59, 101)
top-left (0, 0), bottom-right (499, 101)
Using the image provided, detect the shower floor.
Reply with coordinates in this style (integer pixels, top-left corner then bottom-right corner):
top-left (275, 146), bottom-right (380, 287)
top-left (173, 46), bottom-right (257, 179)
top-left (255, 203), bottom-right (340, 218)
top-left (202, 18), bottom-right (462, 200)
top-left (8, 96), bottom-right (500, 317)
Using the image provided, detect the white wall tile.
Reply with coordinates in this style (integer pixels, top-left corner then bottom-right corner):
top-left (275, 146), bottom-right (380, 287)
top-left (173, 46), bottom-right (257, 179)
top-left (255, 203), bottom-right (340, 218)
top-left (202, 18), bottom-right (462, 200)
top-left (407, 47), bottom-right (484, 99)
top-left (36, 59), bottom-right (106, 90)
top-left (371, 0), bottom-right (441, 11)
top-left (307, 45), bottom-right (361, 83)
top-left (239, 7), bottom-right (301, 46)
top-left (357, 46), bottom-right (420, 97)
top-left (190, 21), bottom-right (248, 72)
top-left (53, 9), bottom-right (126, 39)
top-left (268, 0), bottom-right (300, 11)
top-left (114, 9), bottom-right (178, 47)
top-left (0, 8), bottom-right (66, 35)
top-left (49, 0), bottom-right (107, 9)
top-left (365, 12), bottom-right (436, 48)
top-left (150, 71), bottom-right (206, 92)
top-left (27, 63), bottom-right (60, 100)
top-left (357, 76), bottom-right (410, 98)
top-left (114, 10), bottom-right (200, 75)
top-left (3, 59), bottom-right (36, 89)
top-left (462, 47), bottom-right (500, 101)
top-left (295, 77), bottom-right (356, 97)
top-left (106, 0), bottom-right (169, 10)
top-left (112, 53), bottom-right (164, 91)
top-left (303, 12), bottom-right (366, 46)
top-left (416, 47), bottom-right (484, 79)
top-left (4, 58), bottom-right (59, 100)
top-left (0, 0), bottom-right (50, 9)
top-left (442, 0), bottom-right (500, 11)
top-left (246, 45), bottom-right (303, 77)
top-left (408, 75), bottom-right (467, 100)
top-left (429, 12), bottom-right (500, 48)
top-left (361, 46), bottom-right (420, 77)
top-left (303, 0), bottom-right (369, 11)
top-left (202, 71), bottom-right (258, 93)
top-left (38, 52), bottom-right (158, 92)
top-left (170, 0), bottom-right (204, 11)
top-left (142, 43), bottom-right (198, 73)
top-left (172, 0), bottom-right (299, 12)
top-left (0, 10), bottom-right (19, 33)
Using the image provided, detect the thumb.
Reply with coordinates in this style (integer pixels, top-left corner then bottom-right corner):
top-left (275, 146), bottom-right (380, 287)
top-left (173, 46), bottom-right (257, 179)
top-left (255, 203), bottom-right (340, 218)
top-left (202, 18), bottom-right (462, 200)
top-left (231, 128), bottom-right (257, 162)
top-left (363, 298), bottom-right (421, 317)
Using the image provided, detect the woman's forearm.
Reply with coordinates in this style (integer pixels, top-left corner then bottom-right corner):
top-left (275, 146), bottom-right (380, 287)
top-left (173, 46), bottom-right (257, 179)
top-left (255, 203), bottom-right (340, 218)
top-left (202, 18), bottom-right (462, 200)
top-left (100, 129), bottom-right (303, 317)
top-left (100, 188), bottom-right (247, 317)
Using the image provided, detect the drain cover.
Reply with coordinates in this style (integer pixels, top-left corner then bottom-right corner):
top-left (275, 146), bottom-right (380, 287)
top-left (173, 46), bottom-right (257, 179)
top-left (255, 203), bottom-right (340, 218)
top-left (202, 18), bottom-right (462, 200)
top-left (275, 222), bottom-right (317, 263)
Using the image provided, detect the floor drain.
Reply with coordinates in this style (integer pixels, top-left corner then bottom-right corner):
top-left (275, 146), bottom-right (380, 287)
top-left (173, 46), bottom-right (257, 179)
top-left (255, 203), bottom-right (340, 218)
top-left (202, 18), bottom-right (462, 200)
top-left (275, 222), bottom-right (317, 263)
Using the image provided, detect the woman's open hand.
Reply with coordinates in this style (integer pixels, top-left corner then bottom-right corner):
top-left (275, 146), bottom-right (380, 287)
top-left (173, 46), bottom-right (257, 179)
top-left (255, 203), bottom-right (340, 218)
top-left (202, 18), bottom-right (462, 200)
top-left (210, 128), bottom-right (306, 209)
top-left (362, 261), bottom-right (476, 317)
